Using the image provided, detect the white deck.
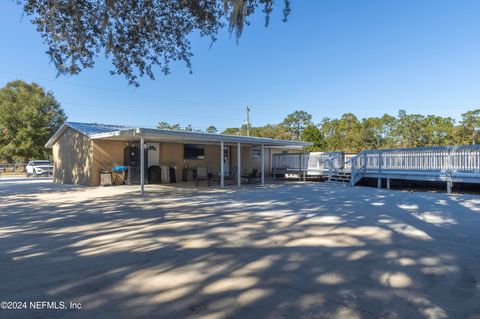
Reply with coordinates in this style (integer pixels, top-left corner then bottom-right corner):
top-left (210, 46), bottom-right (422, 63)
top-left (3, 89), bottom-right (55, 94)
top-left (272, 145), bottom-right (480, 192)
top-left (351, 146), bottom-right (480, 187)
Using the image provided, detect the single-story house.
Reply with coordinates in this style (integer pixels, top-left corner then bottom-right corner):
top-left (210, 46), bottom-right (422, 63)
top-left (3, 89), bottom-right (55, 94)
top-left (46, 122), bottom-right (311, 192)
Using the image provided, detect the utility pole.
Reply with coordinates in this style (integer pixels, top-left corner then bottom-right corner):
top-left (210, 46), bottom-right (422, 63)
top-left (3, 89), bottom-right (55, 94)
top-left (244, 106), bottom-right (251, 136)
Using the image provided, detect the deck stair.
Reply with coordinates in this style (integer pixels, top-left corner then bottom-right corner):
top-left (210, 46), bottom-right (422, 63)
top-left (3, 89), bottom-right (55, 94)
top-left (327, 170), bottom-right (351, 183)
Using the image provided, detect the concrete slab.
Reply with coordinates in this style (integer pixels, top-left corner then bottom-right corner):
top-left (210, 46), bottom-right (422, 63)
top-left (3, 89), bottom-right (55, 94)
top-left (1, 179), bottom-right (480, 318)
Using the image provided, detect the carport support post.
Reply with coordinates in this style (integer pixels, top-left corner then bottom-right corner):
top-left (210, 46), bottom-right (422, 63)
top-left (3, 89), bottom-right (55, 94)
top-left (220, 141), bottom-right (225, 188)
top-left (377, 178), bottom-right (381, 189)
top-left (303, 147), bottom-right (307, 181)
top-left (140, 135), bottom-right (145, 196)
top-left (261, 144), bottom-right (265, 185)
top-left (269, 147), bottom-right (273, 175)
top-left (387, 178), bottom-right (391, 190)
top-left (447, 180), bottom-right (453, 194)
top-left (237, 143), bottom-right (241, 188)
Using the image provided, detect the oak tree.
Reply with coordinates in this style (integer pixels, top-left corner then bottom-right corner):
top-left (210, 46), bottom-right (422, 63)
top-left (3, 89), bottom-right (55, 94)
top-left (18, 0), bottom-right (291, 86)
top-left (0, 80), bottom-right (66, 162)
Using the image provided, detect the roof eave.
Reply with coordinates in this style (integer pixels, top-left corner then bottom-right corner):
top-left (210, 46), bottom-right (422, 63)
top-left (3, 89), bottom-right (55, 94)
top-left (45, 123), bottom-right (69, 148)
top-left (46, 124), bottom-right (312, 149)
top-left (90, 127), bottom-right (311, 147)
top-left (137, 128), bottom-right (311, 147)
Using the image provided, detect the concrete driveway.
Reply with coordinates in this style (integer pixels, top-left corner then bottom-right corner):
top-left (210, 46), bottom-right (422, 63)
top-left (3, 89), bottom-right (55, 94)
top-left (1, 179), bottom-right (480, 318)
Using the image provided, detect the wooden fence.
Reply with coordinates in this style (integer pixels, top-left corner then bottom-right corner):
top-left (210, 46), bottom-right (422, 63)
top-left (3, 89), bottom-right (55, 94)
top-left (0, 163), bottom-right (27, 173)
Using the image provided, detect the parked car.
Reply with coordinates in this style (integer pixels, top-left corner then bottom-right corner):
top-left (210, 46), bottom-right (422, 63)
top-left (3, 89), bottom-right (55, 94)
top-left (25, 160), bottom-right (53, 177)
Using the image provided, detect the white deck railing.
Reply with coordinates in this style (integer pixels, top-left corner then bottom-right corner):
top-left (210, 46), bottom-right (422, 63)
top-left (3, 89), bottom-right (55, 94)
top-left (272, 145), bottom-right (480, 186)
top-left (350, 145), bottom-right (480, 185)
top-left (272, 152), bottom-right (345, 175)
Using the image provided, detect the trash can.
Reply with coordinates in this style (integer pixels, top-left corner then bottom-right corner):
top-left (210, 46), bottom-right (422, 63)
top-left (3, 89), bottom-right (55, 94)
top-left (148, 165), bottom-right (162, 184)
top-left (100, 171), bottom-right (113, 186)
top-left (113, 166), bottom-right (128, 185)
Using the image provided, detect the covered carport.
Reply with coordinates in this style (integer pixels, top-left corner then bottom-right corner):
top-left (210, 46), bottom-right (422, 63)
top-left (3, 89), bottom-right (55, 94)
top-left (89, 127), bottom-right (311, 195)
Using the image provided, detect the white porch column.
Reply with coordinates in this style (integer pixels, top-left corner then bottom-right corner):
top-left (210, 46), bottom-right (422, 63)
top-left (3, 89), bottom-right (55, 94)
top-left (237, 142), bottom-right (241, 188)
top-left (261, 144), bottom-right (265, 185)
top-left (269, 147), bottom-right (273, 175)
top-left (220, 141), bottom-right (225, 188)
top-left (303, 147), bottom-right (307, 181)
top-left (140, 135), bottom-right (145, 196)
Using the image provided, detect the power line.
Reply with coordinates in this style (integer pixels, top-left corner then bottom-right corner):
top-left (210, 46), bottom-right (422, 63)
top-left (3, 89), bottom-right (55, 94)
top-left (0, 70), bottom-right (241, 111)
top-left (59, 101), bottom-right (237, 131)
top-left (0, 70), bottom-right (247, 128)
top-left (62, 100), bottom-right (241, 122)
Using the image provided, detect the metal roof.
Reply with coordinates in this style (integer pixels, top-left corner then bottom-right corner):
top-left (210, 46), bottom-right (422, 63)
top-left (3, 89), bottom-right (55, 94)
top-left (66, 122), bottom-right (132, 136)
top-left (45, 122), bottom-right (133, 148)
top-left (46, 122), bottom-right (311, 148)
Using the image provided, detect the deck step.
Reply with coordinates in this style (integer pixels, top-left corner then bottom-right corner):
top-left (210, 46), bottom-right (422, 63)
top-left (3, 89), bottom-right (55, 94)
top-left (324, 180), bottom-right (351, 186)
top-left (328, 170), bottom-right (352, 184)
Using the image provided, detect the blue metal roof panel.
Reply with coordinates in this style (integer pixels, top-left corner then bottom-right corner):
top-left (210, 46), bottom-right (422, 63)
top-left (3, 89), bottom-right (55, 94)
top-left (66, 122), bottom-right (132, 137)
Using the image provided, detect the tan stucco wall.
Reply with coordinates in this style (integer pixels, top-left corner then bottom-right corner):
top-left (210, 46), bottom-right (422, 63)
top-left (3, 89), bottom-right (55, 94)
top-left (91, 140), bottom-right (126, 186)
top-left (53, 132), bottom-right (296, 186)
top-left (87, 142), bottom-right (225, 184)
top-left (156, 143), bottom-right (280, 179)
top-left (160, 143), bottom-right (222, 180)
top-left (52, 128), bottom-right (93, 185)
top-left (158, 143), bottom-right (183, 181)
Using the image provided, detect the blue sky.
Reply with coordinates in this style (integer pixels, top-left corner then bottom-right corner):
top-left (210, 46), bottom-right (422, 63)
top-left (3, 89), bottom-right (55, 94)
top-left (1, 0), bottom-right (480, 130)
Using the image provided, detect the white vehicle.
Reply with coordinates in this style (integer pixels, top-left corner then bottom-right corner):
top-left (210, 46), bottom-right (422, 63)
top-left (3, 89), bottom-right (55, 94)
top-left (25, 160), bottom-right (53, 177)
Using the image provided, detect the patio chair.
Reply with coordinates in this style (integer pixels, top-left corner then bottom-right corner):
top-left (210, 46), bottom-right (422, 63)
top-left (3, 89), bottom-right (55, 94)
top-left (241, 168), bottom-right (259, 184)
top-left (213, 167), bottom-right (238, 185)
top-left (194, 167), bottom-right (210, 186)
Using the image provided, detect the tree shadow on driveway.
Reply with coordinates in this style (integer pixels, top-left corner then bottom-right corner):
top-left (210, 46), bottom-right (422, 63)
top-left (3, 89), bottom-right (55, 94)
top-left (1, 180), bottom-right (480, 318)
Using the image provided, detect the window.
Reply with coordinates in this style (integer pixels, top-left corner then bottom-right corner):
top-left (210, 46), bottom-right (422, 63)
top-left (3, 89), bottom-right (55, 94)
top-left (184, 144), bottom-right (205, 160)
top-left (33, 160), bottom-right (51, 165)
